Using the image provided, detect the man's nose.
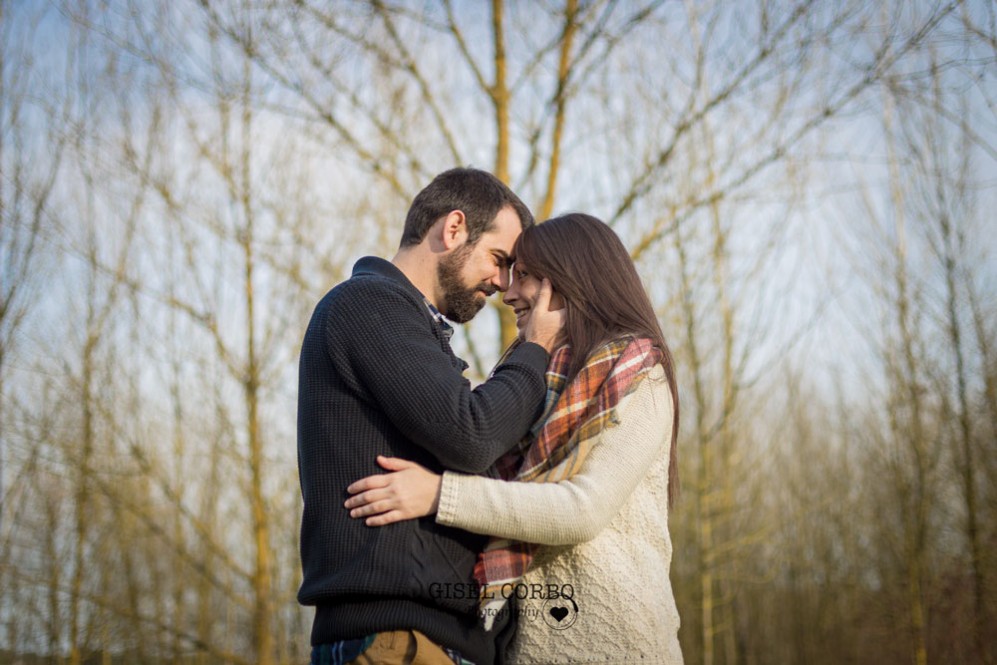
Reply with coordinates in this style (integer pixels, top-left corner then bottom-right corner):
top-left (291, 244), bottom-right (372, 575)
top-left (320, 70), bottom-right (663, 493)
top-left (493, 266), bottom-right (510, 292)
top-left (503, 278), bottom-right (518, 304)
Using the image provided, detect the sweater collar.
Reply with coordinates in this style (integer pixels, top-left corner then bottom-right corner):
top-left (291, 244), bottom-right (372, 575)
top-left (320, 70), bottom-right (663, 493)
top-left (351, 256), bottom-right (425, 302)
top-left (352, 257), bottom-right (454, 339)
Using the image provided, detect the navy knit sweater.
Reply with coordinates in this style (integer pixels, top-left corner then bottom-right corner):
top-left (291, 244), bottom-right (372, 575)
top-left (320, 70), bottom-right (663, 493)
top-left (297, 257), bottom-right (549, 664)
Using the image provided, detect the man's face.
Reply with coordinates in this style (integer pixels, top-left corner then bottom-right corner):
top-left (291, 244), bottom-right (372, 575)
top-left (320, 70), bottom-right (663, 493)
top-left (437, 206), bottom-right (521, 323)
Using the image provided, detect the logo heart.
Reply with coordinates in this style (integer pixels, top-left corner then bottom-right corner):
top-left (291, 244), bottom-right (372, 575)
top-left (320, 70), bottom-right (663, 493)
top-left (549, 606), bottom-right (569, 622)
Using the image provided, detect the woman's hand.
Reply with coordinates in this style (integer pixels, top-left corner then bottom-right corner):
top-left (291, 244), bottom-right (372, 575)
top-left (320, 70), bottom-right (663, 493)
top-left (344, 455), bottom-right (442, 526)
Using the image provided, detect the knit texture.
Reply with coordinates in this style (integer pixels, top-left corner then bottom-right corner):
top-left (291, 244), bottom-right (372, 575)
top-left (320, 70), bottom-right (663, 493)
top-left (296, 257), bottom-right (549, 665)
top-left (476, 338), bottom-right (663, 628)
top-left (437, 368), bottom-right (683, 664)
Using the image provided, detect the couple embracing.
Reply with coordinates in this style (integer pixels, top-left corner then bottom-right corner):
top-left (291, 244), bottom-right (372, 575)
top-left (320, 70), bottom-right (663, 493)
top-left (297, 168), bottom-right (682, 665)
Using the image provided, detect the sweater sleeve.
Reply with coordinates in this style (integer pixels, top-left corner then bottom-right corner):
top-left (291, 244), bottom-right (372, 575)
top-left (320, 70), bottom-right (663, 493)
top-left (335, 279), bottom-right (549, 474)
top-left (435, 370), bottom-right (672, 545)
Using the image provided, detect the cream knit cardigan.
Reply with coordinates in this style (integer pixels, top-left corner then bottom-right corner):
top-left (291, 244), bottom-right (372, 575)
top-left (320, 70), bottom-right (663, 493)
top-left (436, 366), bottom-right (683, 664)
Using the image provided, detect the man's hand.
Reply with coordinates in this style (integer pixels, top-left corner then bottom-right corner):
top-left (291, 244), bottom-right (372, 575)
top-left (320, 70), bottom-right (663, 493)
top-left (523, 278), bottom-right (566, 353)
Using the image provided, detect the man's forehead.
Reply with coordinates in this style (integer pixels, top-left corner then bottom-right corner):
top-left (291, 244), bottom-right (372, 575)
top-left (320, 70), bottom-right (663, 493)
top-left (480, 211), bottom-right (522, 252)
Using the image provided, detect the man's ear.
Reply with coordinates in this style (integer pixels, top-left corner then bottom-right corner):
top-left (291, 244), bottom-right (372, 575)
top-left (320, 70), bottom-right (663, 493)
top-left (440, 210), bottom-right (468, 250)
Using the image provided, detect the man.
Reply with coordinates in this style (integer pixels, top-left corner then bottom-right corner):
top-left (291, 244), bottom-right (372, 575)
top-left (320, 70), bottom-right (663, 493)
top-left (297, 168), bottom-right (564, 664)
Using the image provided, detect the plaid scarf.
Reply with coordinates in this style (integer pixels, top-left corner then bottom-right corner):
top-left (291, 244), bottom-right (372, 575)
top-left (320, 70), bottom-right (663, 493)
top-left (475, 336), bottom-right (663, 629)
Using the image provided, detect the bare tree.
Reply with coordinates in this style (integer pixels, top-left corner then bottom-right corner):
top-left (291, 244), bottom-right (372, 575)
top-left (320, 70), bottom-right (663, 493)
top-left (891, 52), bottom-right (995, 663)
top-left (0, 0), bottom-right (66, 559)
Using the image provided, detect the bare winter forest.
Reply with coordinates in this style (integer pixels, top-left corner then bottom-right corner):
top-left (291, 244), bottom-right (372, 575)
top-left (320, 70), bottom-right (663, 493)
top-left (2, 1), bottom-right (996, 664)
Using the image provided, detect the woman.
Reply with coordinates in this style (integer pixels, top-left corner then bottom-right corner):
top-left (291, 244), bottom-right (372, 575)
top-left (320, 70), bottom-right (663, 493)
top-left (345, 213), bottom-right (683, 664)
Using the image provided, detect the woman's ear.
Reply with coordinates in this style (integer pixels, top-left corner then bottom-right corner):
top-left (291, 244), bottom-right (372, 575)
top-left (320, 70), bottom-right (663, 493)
top-left (550, 291), bottom-right (566, 311)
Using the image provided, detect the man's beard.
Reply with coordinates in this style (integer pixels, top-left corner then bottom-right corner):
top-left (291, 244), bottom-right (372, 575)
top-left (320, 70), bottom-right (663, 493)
top-left (437, 245), bottom-right (496, 323)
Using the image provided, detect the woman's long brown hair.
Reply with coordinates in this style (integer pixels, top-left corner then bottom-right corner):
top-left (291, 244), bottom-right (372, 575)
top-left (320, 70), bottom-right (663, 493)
top-left (515, 213), bottom-right (681, 505)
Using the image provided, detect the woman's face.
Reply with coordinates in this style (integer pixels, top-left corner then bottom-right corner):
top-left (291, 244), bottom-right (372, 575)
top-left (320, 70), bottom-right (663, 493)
top-left (502, 260), bottom-right (565, 339)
